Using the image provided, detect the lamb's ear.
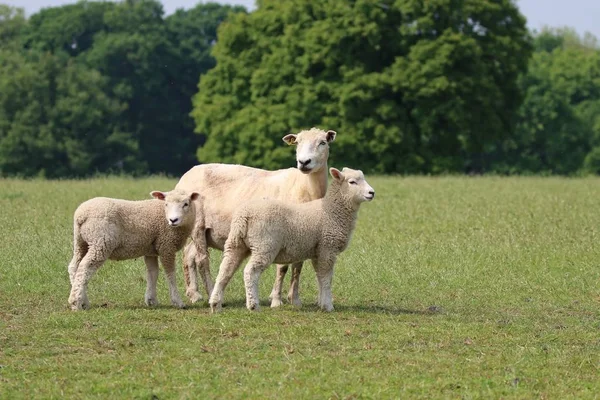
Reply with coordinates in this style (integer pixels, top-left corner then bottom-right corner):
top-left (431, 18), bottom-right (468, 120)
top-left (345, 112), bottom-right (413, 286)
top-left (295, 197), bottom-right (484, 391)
top-left (190, 192), bottom-right (200, 201)
top-left (150, 191), bottom-right (167, 201)
top-left (329, 167), bottom-right (344, 181)
top-left (326, 130), bottom-right (337, 142)
top-left (282, 134), bottom-right (298, 145)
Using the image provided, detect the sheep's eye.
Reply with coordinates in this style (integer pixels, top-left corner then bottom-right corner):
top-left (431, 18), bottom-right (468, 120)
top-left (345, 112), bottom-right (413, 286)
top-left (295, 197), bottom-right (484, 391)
top-left (184, 203), bottom-right (189, 207)
top-left (319, 141), bottom-right (327, 146)
top-left (349, 180), bottom-right (357, 185)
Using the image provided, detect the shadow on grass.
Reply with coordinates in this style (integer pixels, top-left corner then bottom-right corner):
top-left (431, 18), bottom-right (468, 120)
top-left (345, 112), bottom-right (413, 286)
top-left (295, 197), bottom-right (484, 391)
top-left (82, 299), bottom-right (442, 317)
top-left (293, 303), bottom-right (442, 316)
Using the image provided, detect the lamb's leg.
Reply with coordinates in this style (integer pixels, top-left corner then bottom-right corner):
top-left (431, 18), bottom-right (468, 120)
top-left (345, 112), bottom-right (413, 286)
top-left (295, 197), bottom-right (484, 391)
top-left (314, 256), bottom-right (336, 312)
top-left (268, 264), bottom-right (288, 308)
top-left (243, 256), bottom-right (272, 312)
top-left (160, 253), bottom-right (185, 309)
top-left (287, 261), bottom-right (303, 307)
top-left (68, 248), bottom-right (105, 311)
top-left (182, 241), bottom-right (201, 303)
top-left (197, 248), bottom-right (213, 301)
top-left (209, 245), bottom-right (248, 313)
top-left (144, 255), bottom-right (160, 306)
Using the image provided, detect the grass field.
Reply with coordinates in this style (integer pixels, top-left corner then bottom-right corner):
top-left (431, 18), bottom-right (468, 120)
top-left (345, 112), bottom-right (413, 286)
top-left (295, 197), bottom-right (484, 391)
top-left (1, 175), bottom-right (600, 399)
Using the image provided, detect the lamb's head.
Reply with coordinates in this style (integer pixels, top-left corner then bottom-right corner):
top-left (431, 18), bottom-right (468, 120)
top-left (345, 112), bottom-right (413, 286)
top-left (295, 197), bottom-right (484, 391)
top-left (150, 189), bottom-right (200, 227)
top-left (283, 127), bottom-right (336, 174)
top-left (330, 167), bottom-right (375, 205)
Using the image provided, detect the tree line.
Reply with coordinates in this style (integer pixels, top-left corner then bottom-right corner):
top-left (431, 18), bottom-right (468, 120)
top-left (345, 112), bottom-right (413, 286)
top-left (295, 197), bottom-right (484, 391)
top-left (0, 0), bottom-right (599, 177)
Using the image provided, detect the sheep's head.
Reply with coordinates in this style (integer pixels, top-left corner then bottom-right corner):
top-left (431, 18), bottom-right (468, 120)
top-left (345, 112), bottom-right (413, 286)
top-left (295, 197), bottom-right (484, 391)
top-left (150, 189), bottom-right (200, 227)
top-left (330, 167), bottom-right (375, 204)
top-left (282, 127), bottom-right (336, 174)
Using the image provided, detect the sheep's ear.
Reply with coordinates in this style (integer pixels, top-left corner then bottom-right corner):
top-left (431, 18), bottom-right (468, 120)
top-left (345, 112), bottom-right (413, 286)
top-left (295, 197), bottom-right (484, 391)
top-left (326, 130), bottom-right (337, 142)
top-left (329, 167), bottom-right (344, 181)
top-left (282, 134), bottom-right (298, 145)
top-left (190, 192), bottom-right (200, 201)
top-left (150, 191), bottom-right (166, 201)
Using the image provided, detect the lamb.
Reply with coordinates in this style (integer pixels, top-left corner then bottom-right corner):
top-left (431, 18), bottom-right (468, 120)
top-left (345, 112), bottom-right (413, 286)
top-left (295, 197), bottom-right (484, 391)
top-left (208, 167), bottom-right (375, 313)
top-left (67, 189), bottom-right (199, 311)
top-left (175, 127), bottom-right (336, 307)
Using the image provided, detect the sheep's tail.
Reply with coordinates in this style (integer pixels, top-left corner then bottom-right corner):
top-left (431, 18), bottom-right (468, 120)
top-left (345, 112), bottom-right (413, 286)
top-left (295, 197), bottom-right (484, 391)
top-left (227, 214), bottom-right (249, 248)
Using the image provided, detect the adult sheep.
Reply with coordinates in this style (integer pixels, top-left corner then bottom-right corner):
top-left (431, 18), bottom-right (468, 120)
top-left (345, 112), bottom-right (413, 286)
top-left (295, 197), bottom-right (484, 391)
top-left (67, 189), bottom-right (199, 311)
top-left (209, 167), bottom-right (375, 312)
top-left (176, 127), bottom-right (336, 307)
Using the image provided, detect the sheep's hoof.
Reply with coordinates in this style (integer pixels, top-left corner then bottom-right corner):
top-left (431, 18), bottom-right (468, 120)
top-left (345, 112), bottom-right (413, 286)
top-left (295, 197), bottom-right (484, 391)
top-left (287, 294), bottom-right (302, 307)
top-left (247, 301), bottom-right (260, 311)
top-left (145, 297), bottom-right (158, 307)
top-left (321, 304), bottom-right (334, 312)
top-left (270, 298), bottom-right (283, 308)
top-left (209, 302), bottom-right (222, 314)
top-left (268, 291), bottom-right (278, 302)
top-left (69, 300), bottom-right (86, 311)
top-left (172, 300), bottom-right (186, 309)
top-left (188, 291), bottom-right (203, 304)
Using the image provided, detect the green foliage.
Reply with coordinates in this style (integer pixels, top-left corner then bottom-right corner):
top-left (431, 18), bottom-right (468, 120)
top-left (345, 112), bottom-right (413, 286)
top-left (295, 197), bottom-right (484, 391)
top-left (2, 177), bottom-right (600, 397)
top-left (192, 0), bottom-right (532, 173)
top-left (0, 4), bottom-right (26, 48)
top-left (2, 0), bottom-right (600, 177)
top-left (489, 28), bottom-right (600, 175)
top-left (0, 49), bottom-right (139, 177)
top-left (0, 0), bottom-right (244, 177)
top-left (583, 146), bottom-right (600, 174)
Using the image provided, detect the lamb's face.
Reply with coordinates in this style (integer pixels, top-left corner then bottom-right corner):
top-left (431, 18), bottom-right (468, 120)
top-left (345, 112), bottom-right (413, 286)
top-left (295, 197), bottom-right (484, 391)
top-left (330, 167), bottom-right (375, 204)
top-left (150, 190), bottom-right (200, 227)
top-left (282, 128), bottom-right (336, 174)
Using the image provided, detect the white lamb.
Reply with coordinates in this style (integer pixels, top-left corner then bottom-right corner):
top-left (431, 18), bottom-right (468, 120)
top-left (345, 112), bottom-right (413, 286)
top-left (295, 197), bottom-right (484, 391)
top-left (175, 127), bottom-right (336, 307)
top-left (209, 167), bottom-right (375, 313)
top-left (67, 189), bottom-right (199, 311)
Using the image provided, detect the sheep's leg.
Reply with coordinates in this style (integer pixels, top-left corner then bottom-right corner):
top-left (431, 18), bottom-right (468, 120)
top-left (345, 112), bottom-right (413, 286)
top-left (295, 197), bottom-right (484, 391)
top-left (67, 247), bottom-right (85, 286)
top-left (197, 248), bottom-right (214, 301)
top-left (160, 253), bottom-right (185, 309)
top-left (209, 245), bottom-right (248, 313)
top-left (183, 241), bottom-right (202, 303)
top-left (68, 248), bottom-right (105, 311)
top-left (182, 241), bottom-right (201, 303)
top-left (287, 261), bottom-right (303, 307)
top-left (314, 257), bottom-right (336, 312)
top-left (268, 264), bottom-right (288, 308)
top-left (243, 255), bottom-right (273, 312)
top-left (144, 255), bottom-right (160, 306)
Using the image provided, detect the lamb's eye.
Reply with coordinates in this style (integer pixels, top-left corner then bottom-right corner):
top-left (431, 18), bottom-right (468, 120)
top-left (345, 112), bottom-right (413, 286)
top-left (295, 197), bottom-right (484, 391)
top-left (184, 203), bottom-right (189, 207)
top-left (349, 180), bottom-right (357, 185)
top-left (319, 141), bottom-right (326, 146)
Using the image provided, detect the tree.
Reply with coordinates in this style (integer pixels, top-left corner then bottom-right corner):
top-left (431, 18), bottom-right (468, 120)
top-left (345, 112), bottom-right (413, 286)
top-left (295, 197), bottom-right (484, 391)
top-left (82, 0), bottom-right (245, 175)
top-left (0, 0), bottom-right (244, 177)
top-left (191, 0), bottom-right (532, 174)
top-left (490, 28), bottom-right (600, 175)
top-left (0, 5), bottom-right (26, 48)
top-left (0, 50), bottom-right (138, 177)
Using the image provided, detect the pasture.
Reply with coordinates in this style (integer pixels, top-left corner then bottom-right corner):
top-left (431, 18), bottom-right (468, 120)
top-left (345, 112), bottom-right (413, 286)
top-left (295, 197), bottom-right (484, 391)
top-left (1, 176), bottom-right (599, 398)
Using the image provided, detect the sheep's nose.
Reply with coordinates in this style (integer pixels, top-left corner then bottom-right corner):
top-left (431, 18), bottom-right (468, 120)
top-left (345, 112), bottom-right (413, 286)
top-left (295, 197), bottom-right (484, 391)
top-left (169, 218), bottom-right (179, 224)
top-left (298, 159), bottom-right (311, 167)
top-left (368, 191), bottom-right (375, 198)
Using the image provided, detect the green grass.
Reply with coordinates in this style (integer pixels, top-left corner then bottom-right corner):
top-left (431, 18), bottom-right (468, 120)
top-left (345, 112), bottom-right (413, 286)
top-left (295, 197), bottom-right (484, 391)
top-left (1, 176), bottom-right (600, 399)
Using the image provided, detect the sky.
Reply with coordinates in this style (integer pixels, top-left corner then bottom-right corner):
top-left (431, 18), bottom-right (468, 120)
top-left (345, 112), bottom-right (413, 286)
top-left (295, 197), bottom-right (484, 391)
top-left (8, 0), bottom-right (600, 40)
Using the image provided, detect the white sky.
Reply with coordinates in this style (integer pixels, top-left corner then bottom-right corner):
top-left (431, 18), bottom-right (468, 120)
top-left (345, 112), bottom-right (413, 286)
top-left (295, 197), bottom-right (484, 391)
top-left (7, 0), bottom-right (600, 39)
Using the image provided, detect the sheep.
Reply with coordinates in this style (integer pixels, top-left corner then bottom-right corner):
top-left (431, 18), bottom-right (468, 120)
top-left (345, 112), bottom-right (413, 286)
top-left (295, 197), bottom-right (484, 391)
top-left (208, 167), bottom-right (375, 313)
top-left (67, 189), bottom-right (199, 311)
top-left (175, 127), bottom-right (336, 307)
